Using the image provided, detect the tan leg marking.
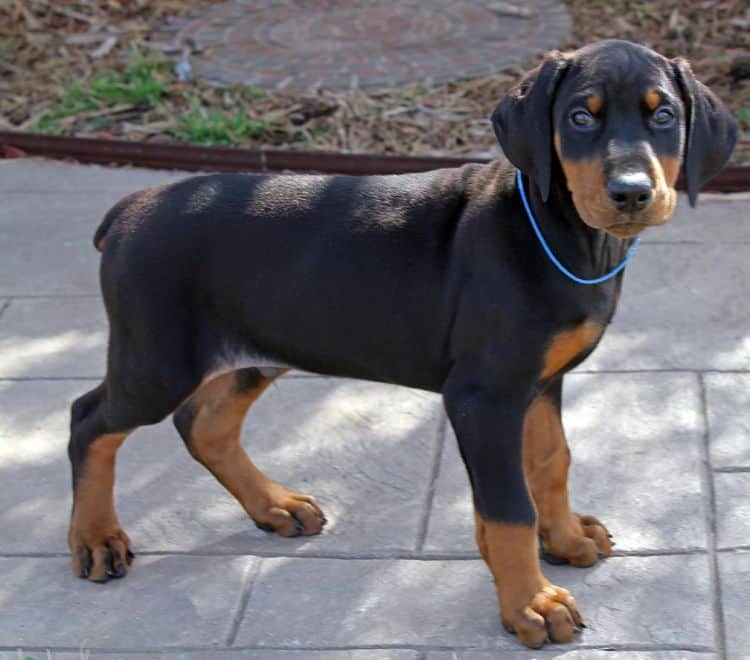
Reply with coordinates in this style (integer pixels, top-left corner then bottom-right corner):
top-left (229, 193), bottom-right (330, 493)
top-left (186, 370), bottom-right (325, 537)
top-left (474, 513), bottom-right (583, 647)
top-left (69, 432), bottom-right (133, 582)
top-left (522, 395), bottom-right (612, 567)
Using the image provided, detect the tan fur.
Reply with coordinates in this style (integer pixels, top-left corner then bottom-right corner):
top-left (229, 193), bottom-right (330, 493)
top-left (185, 370), bottom-right (325, 536)
top-left (586, 93), bottom-right (602, 115)
top-left (554, 133), bottom-right (679, 234)
top-left (554, 132), bottom-right (611, 228)
top-left (522, 396), bottom-right (612, 566)
top-left (645, 88), bottom-right (661, 111)
top-left (641, 153), bottom-right (679, 228)
top-left (473, 513), bottom-right (583, 647)
top-left (541, 321), bottom-right (603, 381)
top-left (68, 432), bottom-right (132, 581)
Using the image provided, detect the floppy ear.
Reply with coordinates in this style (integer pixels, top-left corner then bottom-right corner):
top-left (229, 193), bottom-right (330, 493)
top-left (491, 51), bottom-right (570, 202)
top-left (672, 58), bottom-right (738, 207)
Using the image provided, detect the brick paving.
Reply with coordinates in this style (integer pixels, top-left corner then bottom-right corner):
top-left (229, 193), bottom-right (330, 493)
top-left (1, 159), bottom-right (750, 659)
top-left (167, 0), bottom-right (571, 90)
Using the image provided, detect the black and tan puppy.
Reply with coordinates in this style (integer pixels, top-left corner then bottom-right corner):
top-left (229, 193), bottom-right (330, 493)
top-left (68, 40), bottom-right (736, 648)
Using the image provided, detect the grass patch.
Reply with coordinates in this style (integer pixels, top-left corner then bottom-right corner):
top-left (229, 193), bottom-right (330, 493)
top-left (174, 103), bottom-right (269, 146)
top-left (31, 48), bottom-right (171, 133)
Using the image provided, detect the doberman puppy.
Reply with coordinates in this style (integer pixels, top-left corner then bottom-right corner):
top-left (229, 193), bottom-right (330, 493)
top-left (68, 40), bottom-right (736, 647)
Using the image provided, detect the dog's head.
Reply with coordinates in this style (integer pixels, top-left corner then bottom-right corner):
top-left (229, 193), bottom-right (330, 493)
top-left (492, 40), bottom-right (737, 238)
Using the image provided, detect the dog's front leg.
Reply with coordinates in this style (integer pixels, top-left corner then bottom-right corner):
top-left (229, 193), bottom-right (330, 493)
top-left (443, 376), bottom-right (583, 648)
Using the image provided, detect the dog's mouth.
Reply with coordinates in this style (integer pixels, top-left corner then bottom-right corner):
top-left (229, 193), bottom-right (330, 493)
top-left (602, 221), bottom-right (651, 238)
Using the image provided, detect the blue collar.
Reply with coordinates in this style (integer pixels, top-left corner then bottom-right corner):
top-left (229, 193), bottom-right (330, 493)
top-left (516, 170), bottom-right (640, 285)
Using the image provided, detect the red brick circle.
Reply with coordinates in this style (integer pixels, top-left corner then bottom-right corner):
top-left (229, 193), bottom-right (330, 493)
top-left (179, 0), bottom-right (570, 90)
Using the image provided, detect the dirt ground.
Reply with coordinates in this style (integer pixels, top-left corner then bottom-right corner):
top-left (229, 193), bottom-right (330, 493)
top-left (0, 0), bottom-right (748, 163)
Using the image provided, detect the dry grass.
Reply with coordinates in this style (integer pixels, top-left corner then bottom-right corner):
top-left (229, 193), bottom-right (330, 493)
top-left (1, 0), bottom-right (748, 162)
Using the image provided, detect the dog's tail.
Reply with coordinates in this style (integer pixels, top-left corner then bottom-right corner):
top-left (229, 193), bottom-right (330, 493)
top-left (93, 211), bottom-right (116, 252)
top-left (93, 192), bottom-right (137, 252)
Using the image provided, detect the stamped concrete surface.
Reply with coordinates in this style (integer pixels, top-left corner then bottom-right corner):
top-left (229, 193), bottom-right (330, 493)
top-left (0, 158), bottom-right (748, 658)
top-left (166, 0), bottom-right (570, 90)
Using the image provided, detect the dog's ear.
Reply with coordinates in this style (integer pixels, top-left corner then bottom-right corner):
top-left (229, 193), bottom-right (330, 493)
top-left (491, 51), bottom-right (570, 202)
top-left (672, 58), bottom-right (737, 207)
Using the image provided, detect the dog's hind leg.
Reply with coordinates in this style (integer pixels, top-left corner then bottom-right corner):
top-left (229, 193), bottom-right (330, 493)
top-left (523, 378), bottom-right (613, 567)
top-left (68, 383), bottom-right (135, 583)
top-left (173, 368), bottom-right (326, 537)
top-left (69, 362), bottom-right (195, 582)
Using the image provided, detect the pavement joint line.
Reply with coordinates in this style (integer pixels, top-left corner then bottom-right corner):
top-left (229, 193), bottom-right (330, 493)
top-left (640, 239), bottom-right (750, 245)
top-left (0, 298), bottom-right (10, 322)
top-left (415, 414), bottom-right (448, 552)
top-left (713, 466), bottom-right (750, 473)
top-left (0, 643), bottom-right (718, 653)
top-left (0, 374), bottom-right (322, 382)
top-left (697, 373), bottom-right (728, 660)
top-left (574, 368), bottom-right (750, 375)
top-left (3, 370), bottom-right (750, 384)
top-left (718, 545), bottom-right (750, 552)
top-left (1, 294), bottom-right (100, 299)
top-left (0, 548), bottom-right (709, 560)
top-left (225, 556), bottom-right (263, 647)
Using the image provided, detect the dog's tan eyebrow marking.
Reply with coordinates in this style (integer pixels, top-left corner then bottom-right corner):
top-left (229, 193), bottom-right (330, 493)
top-left (645, 89), bottom-right (661, 111)
top-left (586, 93), bottom-right (602, 115)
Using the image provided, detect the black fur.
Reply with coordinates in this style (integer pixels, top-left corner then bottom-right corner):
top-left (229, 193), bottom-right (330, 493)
top-left (70, 40), bottom-right (737, 534)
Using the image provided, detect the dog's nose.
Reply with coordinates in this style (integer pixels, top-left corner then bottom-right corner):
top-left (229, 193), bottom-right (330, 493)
top-left (606, 173), bottom-right (653, 213)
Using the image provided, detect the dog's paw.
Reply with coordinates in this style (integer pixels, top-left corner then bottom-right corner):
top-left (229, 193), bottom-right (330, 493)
top-left (540, 513), bottom-right (613, 568)
top-left (252, 485), bottom-right (327, 537)
top-left (502, 582), bottom-right (584, 648)
top-left (69, 525), bottom-right (134, 583)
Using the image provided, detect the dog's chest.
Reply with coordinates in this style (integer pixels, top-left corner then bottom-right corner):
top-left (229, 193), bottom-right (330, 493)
top-left (537, 282), bottom-right (617, 380)
top-left (540, 320), bottom-right (605, 380)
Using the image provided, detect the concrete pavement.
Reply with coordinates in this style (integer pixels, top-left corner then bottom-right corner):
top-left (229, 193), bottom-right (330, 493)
top-left (0, 158), bottom-right (748, 659)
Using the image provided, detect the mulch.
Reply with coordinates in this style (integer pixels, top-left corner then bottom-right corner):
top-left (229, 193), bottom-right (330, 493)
top-left (1, 0), bottom-right (748, 163)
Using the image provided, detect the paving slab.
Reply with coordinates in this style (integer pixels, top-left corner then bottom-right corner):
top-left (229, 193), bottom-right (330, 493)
top-left (0, 196), bottom-right (102, 296)
top-left (0, 159), bottom-right (189, 193)
top-left (427, 652), bottom-right (717, 659)
top-left (583, 243), bottom-right (750, 371)
top-left (718, 550), bottom-right (750, 659)
top-left (0, 297), bottom-right (106, 378)
top-left (0, 379), bottom-right (81, 553)
top-left (641, 193), bottom-right (750, 244)
top-left (704, 373), bottom-right (750, 468)
top-left (0, 378), bottom-right (443, 555)
top-left (425, 372), bottom-right (707, 553)
top-left (0, 555), bottom-right (254, 649)
top-left (714, 472), bottom-right (750, 550)
top-left (5, 653), bottom-right (419, 660)
top-left (234, 555), bottom-right (714, 649)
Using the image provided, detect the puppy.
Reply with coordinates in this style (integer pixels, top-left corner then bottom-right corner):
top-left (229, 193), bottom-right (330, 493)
top-left (68, 40), bottom-right (736, 648)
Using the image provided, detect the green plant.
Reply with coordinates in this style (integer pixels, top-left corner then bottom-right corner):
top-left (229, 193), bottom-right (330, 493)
top-left (30, 47), bottom-right (170, 132)
top-left (174, 103), bottom-right (268, 145)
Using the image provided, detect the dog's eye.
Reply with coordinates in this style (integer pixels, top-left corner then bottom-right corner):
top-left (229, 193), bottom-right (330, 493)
top-left (652, 107), bottom-right (675, 126)
top-left (570, 110), bottom-right (595, 128)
